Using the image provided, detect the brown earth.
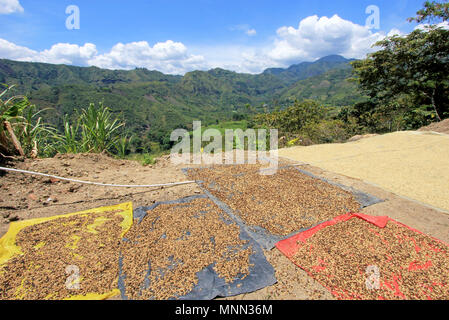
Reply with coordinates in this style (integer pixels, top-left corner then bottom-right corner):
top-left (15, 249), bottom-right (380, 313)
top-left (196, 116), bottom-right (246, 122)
top-left (0, 153), bottom-right (201, 233)
top-left (1, 151), bottom-right (449, 300)
top-left (347, 134), bottom-right (379, 142)
top-left (419, 119), bottom-right (449, 134)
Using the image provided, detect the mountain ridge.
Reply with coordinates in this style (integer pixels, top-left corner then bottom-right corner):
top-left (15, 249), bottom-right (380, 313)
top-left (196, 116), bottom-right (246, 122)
top-left (0, 55), bottom-right (364, 151)
top-left (0, 55), bottom-right (354, 85)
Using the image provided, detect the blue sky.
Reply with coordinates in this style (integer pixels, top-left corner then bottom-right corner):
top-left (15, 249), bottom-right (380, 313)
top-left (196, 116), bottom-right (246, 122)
top-left (0, 0), bottom-right (434, 74)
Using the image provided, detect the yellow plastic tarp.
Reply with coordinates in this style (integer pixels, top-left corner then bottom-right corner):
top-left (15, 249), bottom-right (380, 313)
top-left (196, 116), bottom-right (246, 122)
top-left (0, 202), bottom-right (133, 300)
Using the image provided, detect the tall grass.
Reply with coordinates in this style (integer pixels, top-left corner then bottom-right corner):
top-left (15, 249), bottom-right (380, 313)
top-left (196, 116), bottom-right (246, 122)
top-left (115, 133), bottom-right (133, 159)
top-left (79, 102), bottom-right (124, 153)
top-left (56, 102), bottom-right (129, 156)
top-left (18, 104), bottom-right (59, 157)
top-left (1, 85), bottom-right (27, 155)
top-left (1, 85), bottom-right (146, 163)
top-left (57, 114), bottom-right (83, 154)
top-left (1, 84), bottom-right (133, 160)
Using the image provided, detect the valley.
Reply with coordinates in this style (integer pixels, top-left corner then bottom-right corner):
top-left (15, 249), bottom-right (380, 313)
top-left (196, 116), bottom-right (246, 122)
top-left (0, 55), bottom-right (363, 153)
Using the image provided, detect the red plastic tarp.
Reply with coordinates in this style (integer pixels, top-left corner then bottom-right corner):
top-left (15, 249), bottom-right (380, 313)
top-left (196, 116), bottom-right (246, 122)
top-left (276, 213), bottom-right (449, 300)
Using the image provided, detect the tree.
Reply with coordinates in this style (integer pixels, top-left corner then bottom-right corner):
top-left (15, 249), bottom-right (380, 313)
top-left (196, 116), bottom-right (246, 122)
top-left (408, 0), bottom-right (449, 23)
top-left (254, 100), bottom-right (325, 134)
top-left (352, 1), bottom-right (449, 125)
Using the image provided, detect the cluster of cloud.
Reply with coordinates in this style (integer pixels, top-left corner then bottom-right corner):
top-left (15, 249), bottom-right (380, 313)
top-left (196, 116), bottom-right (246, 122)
top-left (0, 11), bottom-right (432, 74)
top-left (0, 39), bottom-right (207, 74)
top-left (414, 20), bottom-right (449, 31)
top-left (267, 15), bottom-right (388, 65)
top-left (202, 14), bottom-right (401, 73)
top-left (0, 39), bottom-right (97, 65)
top-left (230, 24), bottom-right (257, 37)
top-left (0, 0), bottom-right (23, 14)
top-left (89, 41), bottom-right (206, 75)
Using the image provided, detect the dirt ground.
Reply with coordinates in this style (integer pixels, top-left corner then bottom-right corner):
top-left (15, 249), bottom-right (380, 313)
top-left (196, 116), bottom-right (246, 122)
top-left (419, 119), bottom-right (449, 134)
top-left (0, 153), bottom-right (202, 233)
top-left (1, 150), bottom-right (449, 300)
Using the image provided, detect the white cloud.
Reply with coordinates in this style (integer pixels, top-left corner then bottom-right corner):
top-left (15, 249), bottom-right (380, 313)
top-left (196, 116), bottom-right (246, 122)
top-left (0, 38), bottom-right (206, 75)
top-left (0, 14), bottom-right (414, 75)
top-left (0, 0), bottom-right (23, 14)
top-left (246, 29), bottom-right (257, 36)
top-left (189, 45), bottom-right (276, 74)
top-left (414, 21), bottom-right (449, 31)
top-left (88, 40), bottom-right (206, 74)
top-left (387, 28), bottom-right (404, 37)
top-left (0, 38), bottom-right (37, 60)
top-left (267, 15), bottom-right (388, 65)
top-left (205, 15), bottom-right (395, 73)
top-left (0, 39), bottom-right (98, 66)
top-left (39, 43), bottom-right (98, 65)
top-left (230, 24), bottom-right (257, 37)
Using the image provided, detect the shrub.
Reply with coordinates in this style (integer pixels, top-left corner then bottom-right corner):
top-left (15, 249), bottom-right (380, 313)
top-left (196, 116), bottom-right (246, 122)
top-left (57, 102), bottom-right (125, 155)
top-left (1, 85), bottom-right (56, 158)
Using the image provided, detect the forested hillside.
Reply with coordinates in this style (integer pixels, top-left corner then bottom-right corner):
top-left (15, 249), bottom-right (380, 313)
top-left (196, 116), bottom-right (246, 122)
top-left (0, 55), bottom-right (362, 151)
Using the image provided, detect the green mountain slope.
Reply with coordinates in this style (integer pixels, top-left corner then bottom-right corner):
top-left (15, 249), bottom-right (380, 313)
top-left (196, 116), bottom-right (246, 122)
top-left (264, 55), bottom-right (354, 85)
top-left (278, 66), bottom-right (366, 106)
top-left (0, 59), bottom-right (180, 89)
top-left (0, 56), bottom-right (364, 151)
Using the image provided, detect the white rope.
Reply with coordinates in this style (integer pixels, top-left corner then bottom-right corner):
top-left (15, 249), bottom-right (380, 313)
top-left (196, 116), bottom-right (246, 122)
top-left (0, 166), bottom-right (197, 188)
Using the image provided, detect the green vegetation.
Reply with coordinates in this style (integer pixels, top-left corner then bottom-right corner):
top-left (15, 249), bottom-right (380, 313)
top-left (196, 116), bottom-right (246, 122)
top-left (351, 0), bottom-right (449, 132)
top-left (0, 2), bottom-right (447, 158)
top-left (279, 67), bottom-right (366, 107)
top-left (55, 102), bottom-right (126, 155)
top-left (264, 55), bottom-right (353, 84)
top-left (253, 1), bottom-right (448, 146)
top-left (0, 55), bottom-right (361, 154)
top-left (0, 85), bottom-right (56, 158)
top-left (408, 0), bottom-right (449, 23)
top-left (201, 120), bottom-right (249, 135)
top-left (254, 100), bottom-right (356, 147)
top-left (126, 153), bottom-right (159, 166)
top-left (0, 87), bottom-right (131, 161)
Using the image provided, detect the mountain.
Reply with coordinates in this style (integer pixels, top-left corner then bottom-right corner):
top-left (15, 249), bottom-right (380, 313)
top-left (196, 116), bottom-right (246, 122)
top-left (0, 55), bottom-right (364, 151)
top-left (278, 66), bottom-right (366, 106)
top-left (264, 55), bottom-right (354, 85)
top-left (0, 59), bottom-right (180, 88)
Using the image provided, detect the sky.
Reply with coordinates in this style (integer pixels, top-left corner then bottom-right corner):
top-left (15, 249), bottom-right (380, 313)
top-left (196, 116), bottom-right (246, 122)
top-left (0, 0), bottom-right (439, 75)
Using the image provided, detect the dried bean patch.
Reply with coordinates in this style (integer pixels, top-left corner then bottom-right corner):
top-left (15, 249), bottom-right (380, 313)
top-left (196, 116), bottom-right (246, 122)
top-left (291, 218), bottom-right (449, 300)
top-left (187, 165), bottom-right (360, 236)
top-left (0, 211), bottom-right (124, 300)
top-left (120, 198), bottom-right (254, 300)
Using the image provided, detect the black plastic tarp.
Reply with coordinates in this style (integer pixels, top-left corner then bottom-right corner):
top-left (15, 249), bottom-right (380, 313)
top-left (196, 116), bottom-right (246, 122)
top-left (118, 195), bottom-right (277, 300)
